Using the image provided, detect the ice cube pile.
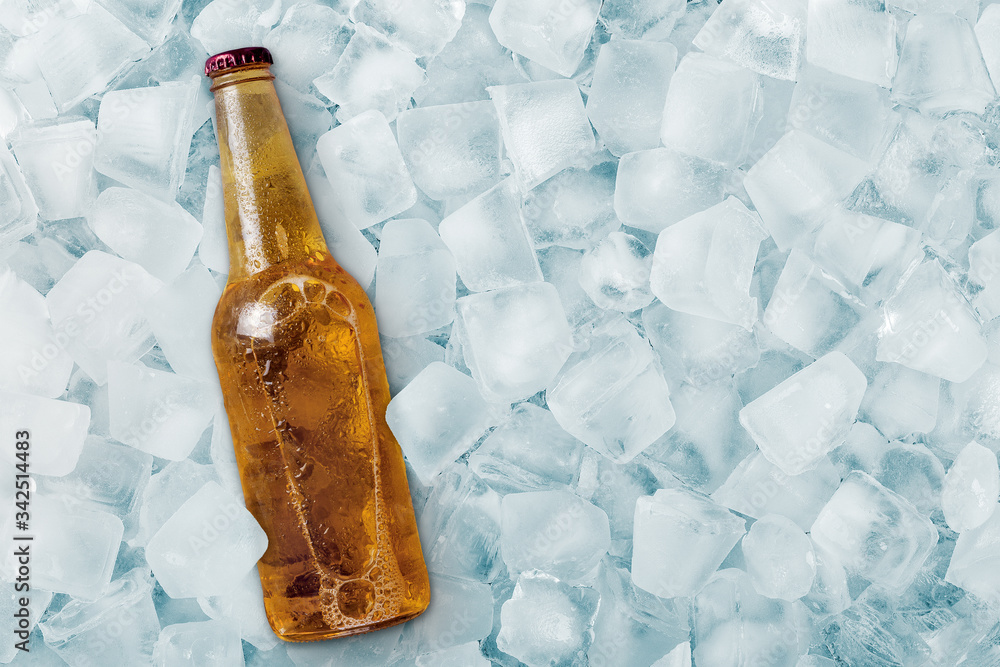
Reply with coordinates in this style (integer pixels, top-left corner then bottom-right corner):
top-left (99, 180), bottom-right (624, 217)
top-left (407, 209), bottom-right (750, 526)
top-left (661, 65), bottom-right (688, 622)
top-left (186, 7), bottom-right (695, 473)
top-left (4, 0), bottom-right (1000, 664)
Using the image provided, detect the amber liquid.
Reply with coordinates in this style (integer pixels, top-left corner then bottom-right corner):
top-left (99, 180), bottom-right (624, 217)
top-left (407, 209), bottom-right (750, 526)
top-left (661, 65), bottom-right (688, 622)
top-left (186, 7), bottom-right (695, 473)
top-left (208, 64), bottom-right (429, 641)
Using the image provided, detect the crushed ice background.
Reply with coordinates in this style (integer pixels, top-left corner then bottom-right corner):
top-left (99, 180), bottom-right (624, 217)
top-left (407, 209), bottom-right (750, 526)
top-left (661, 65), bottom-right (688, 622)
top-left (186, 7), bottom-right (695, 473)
top-left (4, 0), bottom-right (1000, 664)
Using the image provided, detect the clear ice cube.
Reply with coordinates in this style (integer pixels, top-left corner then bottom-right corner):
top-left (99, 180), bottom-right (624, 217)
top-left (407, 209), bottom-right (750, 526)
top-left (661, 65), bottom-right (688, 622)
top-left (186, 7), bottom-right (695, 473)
top-left (523, 159), bottom-right (619, 250)
top-left (805, 0), bottom-right (898, 87)
top-left (153, 619), bottom-right (244, 667)
top-left (351, 0), bottom-right (466, 58)
top-left (742, 514), bottom-right (816, 601)
top-left (10, 117), bottom-right (96, 221)
top-left (942, 440), bottom-right (999, 533)
top-left (578, 231), bottom-right (654, 312)
top-left (0, 390), bottom-right (88, 476)
top-left (262, 4), bottom-right (352, 93)
top-left (488, 0), bottom-right (602, 77)
top-left (0, 142), bottom-right (37, 247)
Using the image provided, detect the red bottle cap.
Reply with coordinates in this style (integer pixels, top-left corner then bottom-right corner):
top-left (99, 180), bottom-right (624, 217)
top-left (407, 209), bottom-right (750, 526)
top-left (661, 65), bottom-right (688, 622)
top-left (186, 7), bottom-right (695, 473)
top-left (205, 47), bottom-right (273, 76)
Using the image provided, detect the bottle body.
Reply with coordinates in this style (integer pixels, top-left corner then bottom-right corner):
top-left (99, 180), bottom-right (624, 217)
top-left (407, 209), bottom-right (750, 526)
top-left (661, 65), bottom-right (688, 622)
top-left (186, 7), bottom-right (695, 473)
top-left (208, 55), bottom-right (429, 641)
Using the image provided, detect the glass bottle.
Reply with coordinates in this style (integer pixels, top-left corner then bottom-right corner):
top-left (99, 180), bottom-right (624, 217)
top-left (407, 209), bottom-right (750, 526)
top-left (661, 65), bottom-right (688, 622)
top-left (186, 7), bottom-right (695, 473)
top-left (205, 47), bottom-right (430, 641)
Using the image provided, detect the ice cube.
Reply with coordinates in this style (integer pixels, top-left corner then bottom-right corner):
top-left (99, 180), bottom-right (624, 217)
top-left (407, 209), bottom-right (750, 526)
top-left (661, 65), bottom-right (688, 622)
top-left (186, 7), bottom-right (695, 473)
top-left (0, 390), bottom-right (87, 476)
top-left (712, 451), bottom-right (840, 531)
top-left (198, 165), bottom-right (228, 274)
top-left (133, 461), bottom-right (217, 550)
top-left (386, 361), bottom-right (495, 484)
top-left (488, 79), bottom-right (595, 189)
top-left (598, 0), bottom-right (685, 40)
top-left (154, 619), bottom-right (244, 667)
top-left (893, 12), bottom-right (995, 116)
top-left (805, 0), bottom-right (898, 87)
top-left (660, 52), bottom-right (762, 168)
top-left (692, 569), bottom-right (810, 667)
top-left (811, 471), bottom-right (938, 592)
top-left (415, 642), bottom-right (489, 667)
top-left (496, 572), bottom-right (600, 667)
top-left (537, 246), bottom-right (605, 336)
top-left (189, 0), bottom-right (281, 55)
top-left (577, 231), bottom-right (653, 312)
top-left (381, 335), bottom-right (446, 396)
top-left (351, 0), bottom-right (465, 58)
top-left (456, 281), bottom-right (573, 402)
top-left (970, 228), bottom-right (1000, 320)
top-left (693, 0), bottom-right (807, 81)
top-left (500, 489), bottom-right (610, 581)
top-left (739, 352), bottom-right (867, 476)
top-left (88, 187), bottom-right (202, 282)
top-left (33, 4), bottom-right (149, 112)
top-left (315, 109), bottom-right (418, 229)
top-left (945, 504), bottom-right (1000, 603)
top-left (418, 463), bottom-right (503, 582)
top-left (942, 441), bottom-right (999, 533)
top-left (0, 269), bottom-right (73, 397)
top-left (396, 101), bottom-right (502, 200)
top-left (548, 317), bottom-right (674, 462)
top-left (0, 586), bottom-right (50, 663)
top-left (374, 219), bottom-right (456, 338)
top-left (94, 79), bottom-right (201, 201)
top-left (860, 364), bottom-right (939, 439)
top-left (762, 249), bottom-right (868, 358)
top-left (821, 587), bottom-right (931, 666)
top-left (586, 39), bottom-right (677, 156)
top-left (871, 442), bottom-right (944, 515)
top-left (98, 0), bottom-right (181, 46)
top-left (649, 197), bottom-right (767, 330)
top-left (13, 79), bottom-right (57, 121)
top-left (642, 302), bottom-right (760, 388)
top-left (9, 117), bottom-right (96, 221)
top-left (400, 572), bottom-right (493, 654)
top-left (744, 129), bottom-right (870, 251)
top-left (802, 545), bottom-right (850, 619)
top-left (262, 4), bottom-right (352, 93)
top-left (198, 571), bottom-right (278, 651)
top-left (523, 159), bottom-right (619, 249)
top-left (146, 480), bottom-right (267, 599)
top-left (38, 568), bottom-right (159, 665)
top-left (488, 0), bottom-right (601, 77)
top-left (877, 260), bottom-right (987, 383)
top-left (107, 360), bottom-right (217, 460)
top-left (143, 264), bottom-right (222, 381)
top-left (743, 514), bottom-right (816, 601)
top-left (977, 6), bottom-right (1000, 91)
top-left (631, 487), bottom-right (746, 598)
top-left (313, 24), bottom-right (426, 124)
top-left (653, 642), bottom-right (693, 667)
top-left (0, 142), bottom-right (37, 246)
top-left (468, 403), bottom-right (587, 495)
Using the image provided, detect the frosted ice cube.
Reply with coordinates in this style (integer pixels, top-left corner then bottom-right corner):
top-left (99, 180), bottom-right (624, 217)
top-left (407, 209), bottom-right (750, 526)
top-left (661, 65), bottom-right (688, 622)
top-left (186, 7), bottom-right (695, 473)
top-left (945, 505), bottom-right (1000, 602)
top-left (811, 471), bottom-right (938, 592)
top-left (98, 0), bottom-right (180, 46)
top-left (743, 514), bottom-right (816, 601)
top-left (88, 187), bottom-right (203, 283)
top-left (598, 0), bottom-right (685, 40)
top-left (586, 39), bottom-right (677, 156)
top-left (802, 545), bottom-right (850, 619)
top-left (706, 155), bottom-right (796, 235)
top-left (351, 0), bottom-right (465, 58)
top-left (375, 219), bottom-right (456, 338)
top-left (0, 269), bottom-right (73, 397)
top-left (38, 568), bottom-right (159, 666)
top-left (693, 0), bottom-right (807, 81)
top-left (94, 79), bottom-right (200, 201)
top-left (942, 441), bottom-right (999, 533)
top-left (649, 197), bottom-right (767, 330)
top-left (0, 142), bottom-right (37, 246)
top-left (642, 302), bottom-right (760, 387)
top-left (744, 130), bottom-right (870, 251)
top-left (0, 390), bottom-right (87, 476)
top-left (488, 0), bottom-right (601, 77)
top-left (660, 52), bottom-right (762, 168)
top-left (548, 317), bottom-right (674, 462)
top-left (970, 228), bottom-right (1000, 319)
top-left (418, 463), bottom-right (502, 582)
top-left (877, 260), bottom-right (987, 383)
top-left (977, 6), bottom-right (1000, 91)
top-left (133, 462), bottom-right (217, 550)
top-left (315, 109), bottom-right (418, 229)
top-left (144, 264), bottom-right (222, 381)
top-left (415, 642), bottom-right (490, 667)
top-left (739, 352), bottom-right (867, 476)
top-left (497, 572), bottom-right (600, 667)
top-left (386, 361), bottom-right (494, 484)
top-left (400, 572), bottom-right (493, 654)
top-left (10, 117), bottom-right (96, 221)
top-left (488, 79), bottom-right (595, 189)
top-left (805, 0), bottom-right (898, 87)
top-left (501, 489), bottom-right (609, 581)
top-left (190, 0), bottom-right (281, 55)
top-left (33, 4), bottom-right (149, 112)
top-left (13, 79), bottom-right (58, 121)
top-left (262, 4), bottom-right (352, 93)
top-left (313, 24), bottom-right (426, 123)
top-left (146, 480), bottom-right (267, 599)
top-left (108, 360), bottom-right (217, 460)
top-left (578, 231), bottom-right (653, 312)
top-left (456, 281), bottom-right (573, 402)
top-left (762, 249), bottom-right (868, 358)
top-left (712, 451), bottom-right (840, 531)
top-left (0, 0), bottom-right (86, 36)
top-left (198, 165), bottom-right (228, 274)
top-left (871, 442), bottom-right (944, 515)
top-left (631, 487), bottom-right (746, 598)
top-left (523, 160), bottom-right (619, 249)
top-left (860, 364), bottom-right (939, 440)
top-left (893, 12), bottom-right (995, 116)
top-left (198, 571), bottom-right (277, 651)
top-left (468, 403), bottom-right (586, 495)
top-left (3, 493), bottom-right (122, 600)
top-left (396, 101), bottom-right (502, 200)
top-left (154, 619), bottom-right (244, 667)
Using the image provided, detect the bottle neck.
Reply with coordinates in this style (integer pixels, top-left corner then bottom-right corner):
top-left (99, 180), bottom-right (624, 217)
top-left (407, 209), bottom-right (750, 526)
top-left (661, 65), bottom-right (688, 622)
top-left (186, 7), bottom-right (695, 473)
top-left (210, 65), bottom-right (329, 282)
